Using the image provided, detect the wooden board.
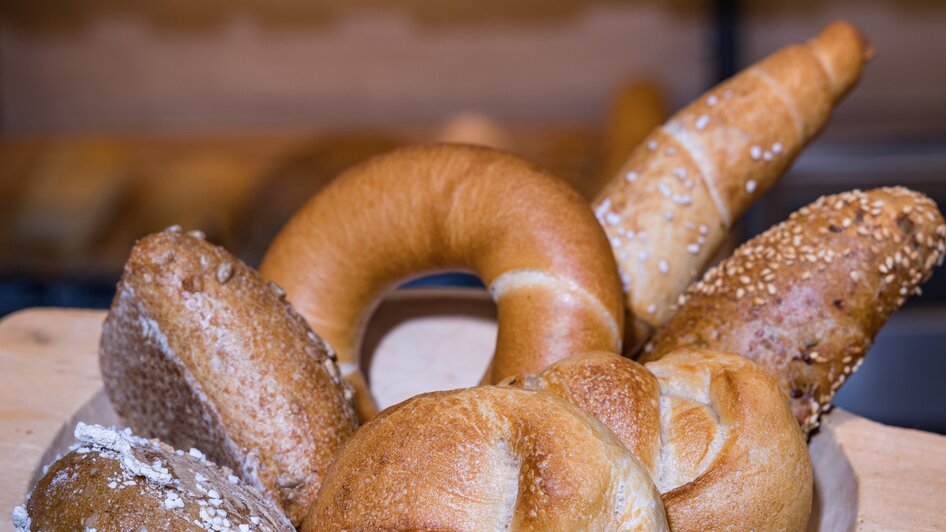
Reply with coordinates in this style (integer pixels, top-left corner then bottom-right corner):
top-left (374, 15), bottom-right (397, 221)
top-left (2, 297), bottom-right (945, 531)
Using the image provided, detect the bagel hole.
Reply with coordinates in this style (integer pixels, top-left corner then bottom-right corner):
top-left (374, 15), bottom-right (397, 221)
top-left (361, 286), bottom-right (497, 410)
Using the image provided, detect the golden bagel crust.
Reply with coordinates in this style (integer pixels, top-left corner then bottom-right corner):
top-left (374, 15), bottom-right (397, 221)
top-left (99, 229), bottom-right (358, 526)
top-left (644, 188), bottom-right (946, 433)
top-left (594, 21), bottom-right (872, 349)
top-left (305, 386), bottom-right (668, 531)
top-left (260, 143), bottom-right (624, 418)
top-left (507, 349), bottom-right (812, 532)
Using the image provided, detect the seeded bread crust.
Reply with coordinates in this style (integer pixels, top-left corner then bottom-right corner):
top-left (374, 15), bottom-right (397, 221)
top-left (20, 424), bottom-right (293, 532)
top-left (100, 229), bottom-right (358, 526)
top-left (643, 187), bottom-right (946, 433)
top-left (594, 21), bottom-right (872, 349)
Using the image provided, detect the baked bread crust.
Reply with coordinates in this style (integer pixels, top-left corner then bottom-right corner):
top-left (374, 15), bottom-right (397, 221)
top-left (644, 187), bottom-right (946, 432)
top-left (260, 143), bottom-right (624, 418)
top-left (506, 349), bottom-right (812, 532)
top-left (304, 386), bottom-right (667, 531)
top-left (99, 229), bottom-right (357, 525)
top-left (19, 423), bottom-right (293, 531)
top-left (594, 21), bottom-right (872, 348)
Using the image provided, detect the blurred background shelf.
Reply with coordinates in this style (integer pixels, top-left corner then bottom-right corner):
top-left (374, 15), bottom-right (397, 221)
top-left (1, 0), bottom-right (945, 433)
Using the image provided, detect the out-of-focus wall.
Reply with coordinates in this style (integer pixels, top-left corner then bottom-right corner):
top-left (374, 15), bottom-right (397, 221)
top-left (0, 2), bottom-right (706, 132)
top-left (744, 2), bottom-right (946, 141)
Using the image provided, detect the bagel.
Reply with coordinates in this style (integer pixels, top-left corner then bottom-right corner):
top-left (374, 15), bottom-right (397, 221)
top-left (260, 143), bottom-right (624, 418)
top-left (304, 386), bottom-right (668, 531)
top-left (505, 348), bottom-right (812, 531)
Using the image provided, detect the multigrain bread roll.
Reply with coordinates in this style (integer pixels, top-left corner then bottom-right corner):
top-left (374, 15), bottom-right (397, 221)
top-left (15, 423), bottom-right (292, 532)
top-left (643, 187), bottom-right (946, 433)
top-left (305, 386), bottom-right (668, 531)
top-left (594, 21), bottom-right (873, 349)
top-left (504, 349), bottom-right (812, 531)
top-left (260, 144), bottom-right (624, 419)
top-left (100, 228), bottom-right (357, 526)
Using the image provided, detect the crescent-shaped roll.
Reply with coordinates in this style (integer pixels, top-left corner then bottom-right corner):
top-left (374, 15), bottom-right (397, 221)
top-left (304, 386), bottom-right (668, 531)
top-left (505, 349), bottom-right (812, 531)
top-left (260, 144), bottom-right (624, 419)
top-left (593, 21), bottom-right (873, 348)
top-left (100, 229), bottom-right (358, 525)
top-left (643, 187), bottom-right (946, 433)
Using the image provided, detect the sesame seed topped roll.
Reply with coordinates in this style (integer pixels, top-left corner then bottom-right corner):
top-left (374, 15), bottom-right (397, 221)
top-left (643, 187), bottom-right (946, 433)
top-left (594, 21), bottom-right (873, 349)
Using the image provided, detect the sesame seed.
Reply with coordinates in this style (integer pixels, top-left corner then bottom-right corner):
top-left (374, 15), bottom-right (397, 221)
top-left (637, 250), bottom-right (649, 261)
top-left (215, 262), bottom-right (233, 284)
top-left (165, 224), bottom-right (183, 233)
top-left (750, 146), bottom-right (762, 160)
top-left (605, 212), bottom-right (621, 225)
top-left (673, 167), bottom-right (687, 179)
top-left (746, 180), bottom-right (757, 193)
top-left (673, 194), bottom-right (693, 206)
top-left (850, 271), bottom-right (861, 282)
top-left (269, 281), bottom-right (287, 299)
top-left (658, 183), bottom-right (672, 198)
top-left (695, 115), bottom-right (710, 130)
top-left (658, 260), bottom-right (669, 273)
top-left (626, 171), bottom-right (638, 182)
top-left (763, 150), bottom-right (774, 161)
top-left (724, 89), bottom-right (734, 99)
top-left (739, 275), bottom-right (751, 285)
top-left (187, 229), bottom-right (205, 240)
top-left (646, 304), bottom-right (657, 314)
top-left (699, 224), bottom-right (708, 235)
top-left (687, 243), bottom-right (700, 254)
top-left (772, 142), bottom-right (783, 154)
top-left (707, 94), bottom-right (718, 106)
top-left (664, 211), bottom-right (674, 221)
top-left (647, 140), bottom-right (658, 151)
top-left (666, 146), bottom-right (677, 156)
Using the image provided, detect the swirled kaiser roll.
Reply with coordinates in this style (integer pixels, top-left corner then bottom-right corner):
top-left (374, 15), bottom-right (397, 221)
top-left (305, 386), bottom-right (668, 531)
top-left (594, 21), bottom-right (872, 348)
top-left (100, 228), bottom-right (358, 526)
top-left (17, 423), bottom-right (292, 531)
top-left (505, 349), bottom-right (811, 531)
top-left (644, 188), bottom-right (946, 433)
top-left (261, 144), bottom-right (624, 419)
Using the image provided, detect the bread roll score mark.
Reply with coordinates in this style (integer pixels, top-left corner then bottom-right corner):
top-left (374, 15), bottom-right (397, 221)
top-left (505, 349), bottom-right (812, 532)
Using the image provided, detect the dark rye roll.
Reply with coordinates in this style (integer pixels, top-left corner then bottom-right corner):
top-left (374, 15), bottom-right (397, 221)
top-left (100, 228), bottom-right (358, 526)
top-left (643, 187), bottom-right (946, 433)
